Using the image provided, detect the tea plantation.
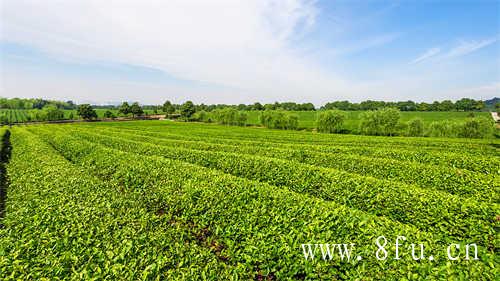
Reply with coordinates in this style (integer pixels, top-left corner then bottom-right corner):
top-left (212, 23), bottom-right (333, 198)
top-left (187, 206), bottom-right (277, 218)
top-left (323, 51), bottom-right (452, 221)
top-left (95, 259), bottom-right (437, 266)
top-left (0, 121), bottom-right (498, 280)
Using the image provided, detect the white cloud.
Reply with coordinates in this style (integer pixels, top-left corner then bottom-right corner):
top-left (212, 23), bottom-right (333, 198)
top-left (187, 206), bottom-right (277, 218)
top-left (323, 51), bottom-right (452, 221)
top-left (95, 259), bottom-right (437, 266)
top-left (444, 38), bottom-right (498, 58)
top-left (409, 37), bottom-right (498, 65)
top-left (2, 0), bottom-right (349, 102)
top-left (1, 1), bottom-right (498, 104)
top-left (410, 47), bottom-right (440, 64)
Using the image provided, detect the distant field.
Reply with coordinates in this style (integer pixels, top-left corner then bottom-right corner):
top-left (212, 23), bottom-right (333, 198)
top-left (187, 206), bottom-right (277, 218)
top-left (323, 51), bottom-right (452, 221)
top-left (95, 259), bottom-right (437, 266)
top-left (246, 111), bottom-right (492, 131)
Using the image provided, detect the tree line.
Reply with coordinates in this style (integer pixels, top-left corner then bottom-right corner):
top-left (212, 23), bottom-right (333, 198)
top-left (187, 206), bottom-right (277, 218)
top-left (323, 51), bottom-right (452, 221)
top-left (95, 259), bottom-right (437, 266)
top-left (167, 104), bottom-right (496, 139)
top-left (0, 98), bottom-right (76, 110)
top-left (316, 109), bottom-right (495, 138)
top-left (160, 98), bottom-right (492, 112)
top-left (0, 97), bottom-right (496, 112)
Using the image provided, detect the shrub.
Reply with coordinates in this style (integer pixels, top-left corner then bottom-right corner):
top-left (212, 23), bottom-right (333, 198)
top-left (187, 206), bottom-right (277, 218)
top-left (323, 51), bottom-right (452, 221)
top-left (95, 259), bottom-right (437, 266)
top-left (427, 121), bottom-right (456, 138)
top-left (103, 110), bottom-right (115, 119)
top-left (162, 100), bottom-right (175, 115)
top-left (395, 122), bottom-right (408, 136)
top-left (359, 108), bottom-right (400, 136)
top-left (316, 110), bottom-right (346, 133)
top-left (407, 118), bottom-right (424, 137)
top-left (118, 102), bottom-right (130, 116)
top-left (260, 110), bottom-right (298, 130)
top-left (180, 101), bottom-right (196, 120)
top-left (191, 110), bottom-right (214, 123)
top-left (0, 115), bottom-right (8, 125)
top-left (211, 108), bottom-right (247, 126)
top-left (130, 102), bottom-right (144, 117)
top-left (77, 104), bottom-right (98, 120)
top-left (427, 118), bottom-right (494, 139)
top-left (43, 105), bottom-right (64, 121)
top-left (458, 117), bottom-right (495, 139)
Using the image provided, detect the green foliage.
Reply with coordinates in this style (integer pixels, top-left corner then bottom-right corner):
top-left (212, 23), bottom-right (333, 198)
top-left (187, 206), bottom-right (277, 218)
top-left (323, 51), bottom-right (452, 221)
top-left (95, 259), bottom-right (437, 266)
top-left (162, 100), bottom-right (175, 115)
top-left (211, 108), bottom-right (247, 126)
top-left (130, 102), bottom-right (144, 117)
top-left (42, 105), bottom-right (65, 121)
top-left (359, 108), bottom-right (400, 136)
top-left (17, 124), bottom-right (498, 279)
top-left (191, 110), bottom-right (211, 122)
top-left (458, 117), bottom-right (495, 138)
top-left (76, 104), bottom-right (97, 120)
top-left (316, 110), bottom-right (346, 133)
top-left (0, 97), bottom-right (76, 110)
top-left (427, 118), bottom-right (495, 139)
top-left (118, 102), bottom-right (130, 116)
top-left (180, 101), bottom-right (196, 120)
top-left (103, 110), bottom-right (115, 119)
top-left (0, 129), bottom-right (234, 280)
top-left (407, 118), bottom-right (424, 137)
top-left (259, 110), bottom-right (298, 130)
top-left (38, 126), bottom-right (498, 247)
top-left (70, 125), bottom-right (499, 202)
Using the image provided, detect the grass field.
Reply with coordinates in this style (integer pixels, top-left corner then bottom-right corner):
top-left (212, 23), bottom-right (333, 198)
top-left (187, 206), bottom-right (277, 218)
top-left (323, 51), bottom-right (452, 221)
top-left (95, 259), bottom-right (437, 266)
top-left (246, 110), bottom-right (492, 130)
top-left (0, 120), bottom-right (498, 279)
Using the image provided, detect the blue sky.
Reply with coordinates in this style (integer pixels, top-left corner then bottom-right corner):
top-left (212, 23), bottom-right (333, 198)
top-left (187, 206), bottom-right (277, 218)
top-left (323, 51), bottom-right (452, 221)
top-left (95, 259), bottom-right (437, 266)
top-left (1, 0), bottom-right (499, 105)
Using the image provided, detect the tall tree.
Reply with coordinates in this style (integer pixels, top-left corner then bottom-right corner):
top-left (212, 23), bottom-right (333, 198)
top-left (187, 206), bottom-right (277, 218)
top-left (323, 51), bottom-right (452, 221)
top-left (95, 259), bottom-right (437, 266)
top-left (180, 101), bottom-right (196, 119)
top-left (118, 102), bottom-right (131, 116)
top-left (43, 105), bottom-right (65, 121)
top-left (252, 102), bottom-right (263, 111)
top-left (130, 102), bottom-right (144, 117)
top-left (162, 100), bottom-right (175, 115)
top-left (77, 104), bottom-right (97, 120)
top-left (439, 100), bottom-right (455, 111)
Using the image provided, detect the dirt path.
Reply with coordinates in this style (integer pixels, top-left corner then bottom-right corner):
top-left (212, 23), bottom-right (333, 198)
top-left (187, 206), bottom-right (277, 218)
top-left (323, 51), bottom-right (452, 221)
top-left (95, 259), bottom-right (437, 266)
top-left (492, 112), bottom-right (499, 122)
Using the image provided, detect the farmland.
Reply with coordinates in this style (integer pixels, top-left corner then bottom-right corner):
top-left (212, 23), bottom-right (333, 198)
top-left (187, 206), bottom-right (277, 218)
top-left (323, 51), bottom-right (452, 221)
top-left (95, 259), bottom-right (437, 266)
top-left (246, 110), bottom-right (492, 130)
top-left (0, 109), bottom-right (157, 124)
top-left (0, 120), bottom-right (498, 279)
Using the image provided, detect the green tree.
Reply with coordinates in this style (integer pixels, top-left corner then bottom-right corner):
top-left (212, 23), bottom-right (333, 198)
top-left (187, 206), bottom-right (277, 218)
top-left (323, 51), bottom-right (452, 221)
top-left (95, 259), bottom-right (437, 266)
top-left (43, 105), bottom-right (64, 121)
top-left (130, 102), bottom-right (144, 117)
top-left (237, 104), bottom-right (248, 111)
top-left (316, 110), bottom-right (346, 133)
top-left (162, 100), bottom-right (175, 115)
top-left (299, 103), bottom-right (315, 111)
top-left (77, 104), bottom-right (97, 120)
top-left (180, 101), bottom-right (196, 120)
top-left (252, 102), bottom-right (264, 111)
top-left (458, 117), bottom-right (494, 138)
top-left (118, 102), bottom-right (131, 116)
top-left (103, 110), bottom-right (115, 119)
top-left (359, 108), bottom-right (400, 136)
top-left (439, 100), bottom-right (455, 111)
top-left (191, 110), bottom-right (211, 122)
top-left (259, 110), bottom-right (298, 130)
top-left (407, 118), bottom-right (424, 137)
top-left (212, 108), bottom-right (247, 126)
top-left (416, 102), bottom-right (430, 111)
top-left (455, 98), bottom-right (477, 111)
top-left (496, 102), bottom-right (499, 114)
